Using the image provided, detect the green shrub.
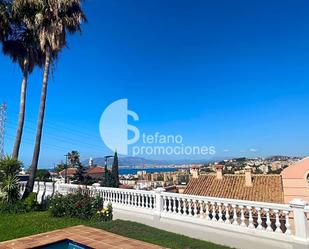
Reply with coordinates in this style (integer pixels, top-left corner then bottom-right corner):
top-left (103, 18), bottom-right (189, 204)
top-left (1, 175), bottom-right (20, 204)
top-left (23, 192), bottom-right (39, 211)
top-left (0, 156), bottom-right (22, 180)
top-left (0, 201), bottom-right (26, 214)
top-left (49, 189), bottom-right (107, 220)
top-left (0, 156), bottom-right (22, 205)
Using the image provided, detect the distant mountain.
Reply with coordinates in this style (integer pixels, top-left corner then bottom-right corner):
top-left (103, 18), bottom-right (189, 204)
top-left (81, 156), bottom-right (213, 167)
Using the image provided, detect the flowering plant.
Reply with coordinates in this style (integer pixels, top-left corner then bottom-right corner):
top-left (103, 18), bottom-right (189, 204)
top-left (94, 202), bottom-right (113, 221)
top-left (49, 190), bottom-right (103, 219)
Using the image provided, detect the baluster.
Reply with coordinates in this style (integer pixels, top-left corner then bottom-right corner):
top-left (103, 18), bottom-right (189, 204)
top-left (188, 199), bottom-right (193, 216)
top-left (205, 201), bottom-right (210, 220)
top-left (182, 199), bottom-right (187, 215)
top-left (123, 192), bottom-right (126, 205)
top-left (145, 194), bottom-right (149, 208)
top-left (256, 208), bottom-right (264, 230)
top-left (283, 210), bottom-right (291, 235)
top-left (275, 210), bottom-right (282, 233)
top-left (194, 200), bottom-right (198, 217)
top-left (174, 197), bottom-right (179, 214)
top-left (117, 192), bottom-right (120, 203)
top-left (118, 192), bottom-right (122, 204)
top-left (124, 192), bottom-right (127, 205)
top-left (163, 196), bottom-right (167, 212)
top-left (141, 194), bottom-right (144, 208)
top-left (179, 198), bottom-right (183, 215)
top-left (265, 209), bottom-right (273, 232)
top-left (172, 197), bottom-right (177, 214)
top-left (128, 193), bottom-right (131, 206)
top-left (240, 206), bottom-right (246, 227)
top-left (248, 206), bottom-right (255, 228)
top-left (125, 192), bottom-right (129, 205)
top-left (130, 193), bottom-right (133, 206)
top-left (211, 202), bottom-right (216, 221)
top-left (133, 193), bottom-right (137, 207)
top-left (224, 204), bottom-right (231, 224)
top-left (232, 205), bottom-right (238, 225)
top-left (138, 193), bottom-right (141, 207)
top-left (151, 194), bottom-right (154, 209)
top-left (218, 203), bottom-right (223, 222)
top-left (151, 195), bottom-right (155, 209)
top-left (199, 200), bottom-right (204, 218)
top-left (140, 194), bottom-right (144, 207)
top-left (138, 194), bottom-right (141, 207)
top-left (167, 197), bottom-right (171, 212)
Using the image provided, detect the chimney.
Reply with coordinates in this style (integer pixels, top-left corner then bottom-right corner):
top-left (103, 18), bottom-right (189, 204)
top-left (216, 164), bottom-right (223, 179)
top-left (191, 166), bottom-right (200, 178)
top-left (244, 166), bottom-right (252, 187)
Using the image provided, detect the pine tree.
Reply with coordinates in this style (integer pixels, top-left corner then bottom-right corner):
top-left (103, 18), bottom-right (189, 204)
top-left (111, 151), bottom-right (119, 187)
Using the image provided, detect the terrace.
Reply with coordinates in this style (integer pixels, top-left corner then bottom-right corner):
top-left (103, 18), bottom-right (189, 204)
top-left (18, 181), bottom-right (309, 249)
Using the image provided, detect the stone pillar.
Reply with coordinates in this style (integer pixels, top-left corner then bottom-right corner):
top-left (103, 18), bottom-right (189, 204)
top-left (289, 199), bottom-right (309, 241)
top-left (154, 187), bottom-right (166, 219)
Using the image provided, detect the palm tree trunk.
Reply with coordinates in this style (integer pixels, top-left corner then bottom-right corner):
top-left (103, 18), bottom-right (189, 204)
top-left (23, 49), bottom-right (51, 198)
top-left (12, 59), bottom-right (29, 159)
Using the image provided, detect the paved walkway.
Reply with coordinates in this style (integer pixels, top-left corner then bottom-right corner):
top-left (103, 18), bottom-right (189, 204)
top-left (0, 225), bottom-right (167, 249)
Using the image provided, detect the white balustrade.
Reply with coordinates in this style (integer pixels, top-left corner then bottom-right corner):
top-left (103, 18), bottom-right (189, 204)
top-left (161, 192), bottom-right (295, 236)
top-left (19, 181), bottom-right (309, 242)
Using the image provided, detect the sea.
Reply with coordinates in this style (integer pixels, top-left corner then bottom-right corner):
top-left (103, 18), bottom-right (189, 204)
top-left (119, 167), bottom-right (178, 175)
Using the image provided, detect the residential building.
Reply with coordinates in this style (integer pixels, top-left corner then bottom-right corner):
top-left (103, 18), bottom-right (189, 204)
top-left (185, 165), bottom-right (284, 203)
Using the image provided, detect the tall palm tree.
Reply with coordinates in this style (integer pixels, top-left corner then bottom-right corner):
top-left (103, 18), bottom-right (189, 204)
top-left (0, 0), bottom-right (44, 159)
top-left (68, 150), bottom-right (80, 167)
top-left (0, 0), bottom-right (10, 42)
top-left (23, 0), bottom-right (86, 197)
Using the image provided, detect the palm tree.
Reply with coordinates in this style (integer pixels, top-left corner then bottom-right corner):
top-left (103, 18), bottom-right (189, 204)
top-left (0, 0), bottom-right (10, 42)
top-left (68, 150), bottom-right (80, 167)
top-left (0, 0), bottom-right (44, 159)
top-left (23, 0), bottom-right (86, 198)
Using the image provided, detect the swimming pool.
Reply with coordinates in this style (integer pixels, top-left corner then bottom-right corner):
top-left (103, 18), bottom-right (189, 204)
top-left (34, 239), bottom-right (93, 249)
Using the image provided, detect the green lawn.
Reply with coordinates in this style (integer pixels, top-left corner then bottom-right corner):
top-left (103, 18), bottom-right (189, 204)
top-left (0, 212), bottom-right (230, 249)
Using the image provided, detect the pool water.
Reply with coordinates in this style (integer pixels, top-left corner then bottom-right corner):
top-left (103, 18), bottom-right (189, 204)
top-left (35, 239), bottom-right (93, 249)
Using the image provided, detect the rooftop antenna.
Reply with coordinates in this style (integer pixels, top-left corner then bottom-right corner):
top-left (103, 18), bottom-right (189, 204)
top-left (0, 103), bottom-right (7, 159)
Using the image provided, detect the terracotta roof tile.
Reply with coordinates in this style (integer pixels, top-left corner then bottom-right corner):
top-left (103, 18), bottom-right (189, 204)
top-left (184, 174), bottom-right (284, 203)
top-left (86, 166), bottom-right (105, 175)
top-left (59, 168), bottom-right (77, 177)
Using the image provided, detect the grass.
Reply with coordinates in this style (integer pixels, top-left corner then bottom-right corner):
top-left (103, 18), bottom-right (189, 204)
top-left (0, 211), bottom-right (230, 249)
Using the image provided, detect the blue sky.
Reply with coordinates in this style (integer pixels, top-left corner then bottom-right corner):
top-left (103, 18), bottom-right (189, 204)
top-left (1, 0), bottom-right (309, 167)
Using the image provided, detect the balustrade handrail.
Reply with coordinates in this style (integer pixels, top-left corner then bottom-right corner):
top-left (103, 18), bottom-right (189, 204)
top-left (161, 191), bottom-right (292, 211)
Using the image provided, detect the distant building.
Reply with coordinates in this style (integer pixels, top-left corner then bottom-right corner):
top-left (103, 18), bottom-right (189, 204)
top-left (85, 166), bottom-right (105, 180)
top-left (59, 168), bottom-right (78, 182)
top-left (281, 157), bottom-right (309, 203)
top-left (185, 165), bottom-right (284, 203)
